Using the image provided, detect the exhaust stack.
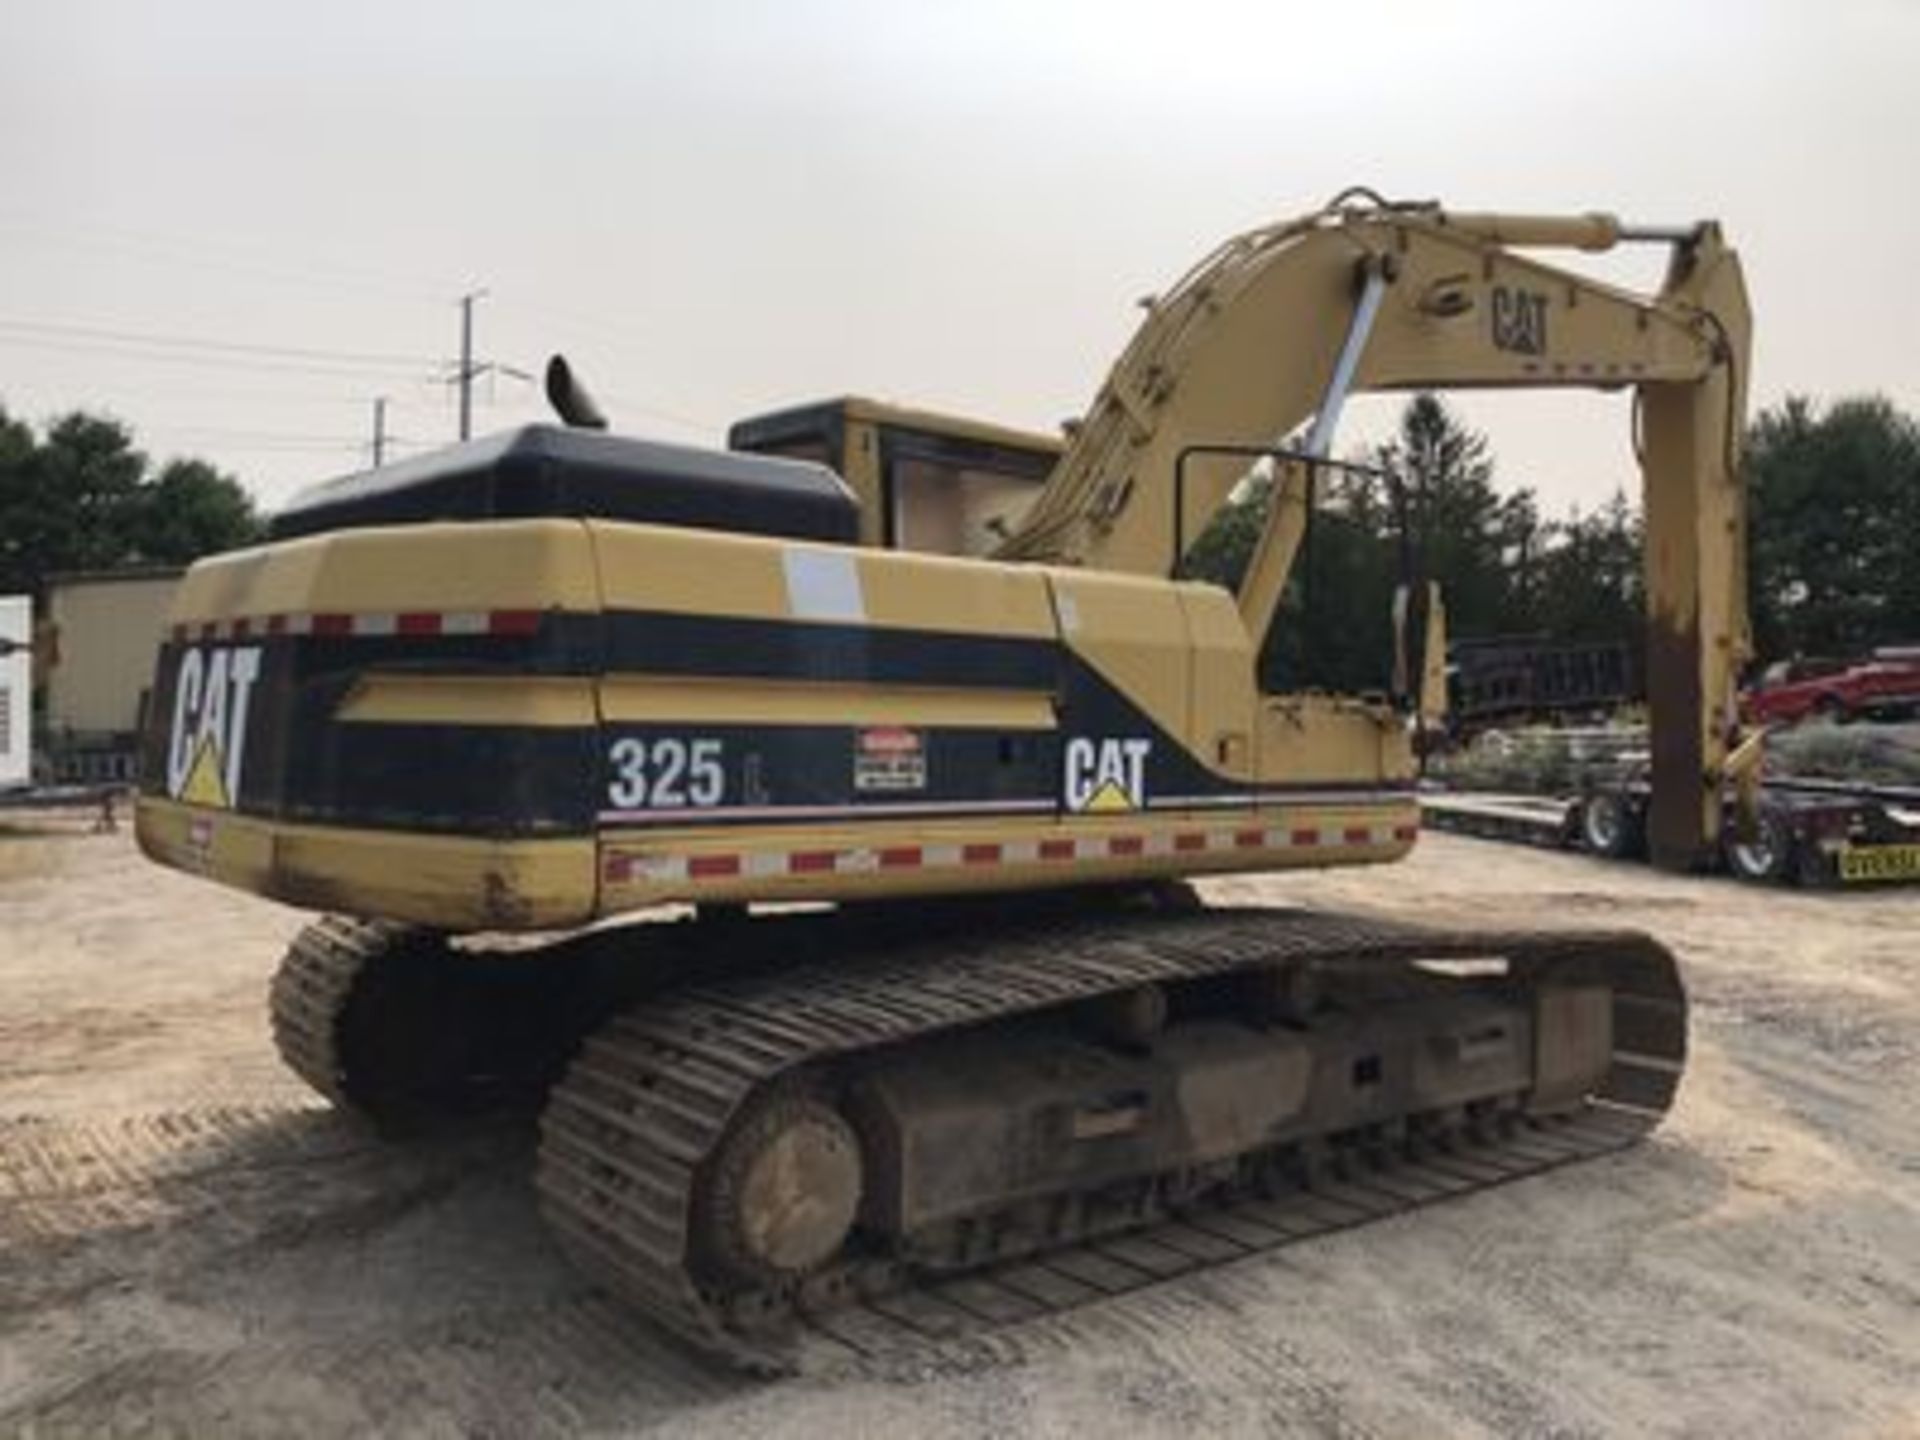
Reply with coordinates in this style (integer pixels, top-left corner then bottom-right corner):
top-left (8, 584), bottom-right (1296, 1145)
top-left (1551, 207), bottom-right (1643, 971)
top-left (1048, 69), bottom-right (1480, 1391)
top-left (545, 354), bottom-right (609, 430)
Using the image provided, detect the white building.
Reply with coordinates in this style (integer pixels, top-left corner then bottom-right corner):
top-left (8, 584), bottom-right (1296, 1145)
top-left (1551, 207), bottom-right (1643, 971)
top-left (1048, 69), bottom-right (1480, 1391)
top-left (0, 595), bottom-right (29, 790)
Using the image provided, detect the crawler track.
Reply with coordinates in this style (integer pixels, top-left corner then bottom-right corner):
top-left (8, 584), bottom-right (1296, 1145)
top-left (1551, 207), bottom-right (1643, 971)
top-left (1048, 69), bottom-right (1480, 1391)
top-left (536, 907), bottom-right (1686, 1372)
top-left (270, 916), bottom-right (566, 1126)
top-left (269, 915), bottom-right (405, 1109)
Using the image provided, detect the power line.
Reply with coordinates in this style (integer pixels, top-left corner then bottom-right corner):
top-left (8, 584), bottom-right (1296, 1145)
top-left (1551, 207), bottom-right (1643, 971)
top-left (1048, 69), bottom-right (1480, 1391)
top-left (142, 423), bottom-right (374, 446)
top-left (0, 211), bottom-right (449, 305)
top-left (491, 286), bottom-right (721, 432)
top-left (0, 371), bottom-right (376, 409)
top-left (149, 437), bottom-right (363, 455)
top-left (571, 385), bottom-right (715, 437)
top-left (0, 316), bottom-right (438, 367)
top-left (0, 333), bottom-right (437, 382)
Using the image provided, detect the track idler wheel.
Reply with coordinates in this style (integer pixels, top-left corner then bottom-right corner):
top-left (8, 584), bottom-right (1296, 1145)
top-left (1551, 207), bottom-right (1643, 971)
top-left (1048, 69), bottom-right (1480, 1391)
top-left (696, 1093), bottom-right (865, 1291)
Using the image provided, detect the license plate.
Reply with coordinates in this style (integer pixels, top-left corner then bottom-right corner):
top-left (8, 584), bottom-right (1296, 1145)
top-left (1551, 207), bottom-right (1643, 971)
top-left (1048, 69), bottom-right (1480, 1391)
top-left (1838, 844), bottom-right (1920, 883)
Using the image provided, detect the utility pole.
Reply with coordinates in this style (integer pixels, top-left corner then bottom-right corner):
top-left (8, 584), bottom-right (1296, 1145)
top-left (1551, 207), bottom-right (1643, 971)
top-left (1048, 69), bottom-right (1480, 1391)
top-left (457, 288), bottom-right (488, 441)
top-left (370, 396), bottom-right (388, 468)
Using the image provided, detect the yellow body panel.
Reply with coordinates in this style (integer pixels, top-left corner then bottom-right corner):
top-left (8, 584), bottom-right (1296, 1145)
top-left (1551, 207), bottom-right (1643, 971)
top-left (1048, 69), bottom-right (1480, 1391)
top-left (337, 675), bottom-right (598, 727)
top-left (140, 786), bottom-right (1412, 932)
top-left (856, 547), bottom-right (1056, 639)
top-left (138, 797), bottom-right (597, 930)
top-left (588, 522), bottom-right (791, 621)
top-left (587, 519), bottom-right (1058, 638)
top-left (1178, 586), bottom-right (1258, 781)
top-left (1047, 570), bottom-right (1192, 745)
top-left (137, 504), bottom-right (1415, 930)
top-left (170, 519), bottom-right (600, 624)
top-left (135, 507), bottom-right (1414, 930)
top-left (1259, 695), bottom-right (1410, 787)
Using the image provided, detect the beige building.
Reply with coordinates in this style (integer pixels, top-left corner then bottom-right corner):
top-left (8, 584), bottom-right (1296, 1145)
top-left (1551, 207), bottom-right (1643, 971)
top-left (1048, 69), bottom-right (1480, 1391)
top-left (44, 567), bottom-right (181, 780)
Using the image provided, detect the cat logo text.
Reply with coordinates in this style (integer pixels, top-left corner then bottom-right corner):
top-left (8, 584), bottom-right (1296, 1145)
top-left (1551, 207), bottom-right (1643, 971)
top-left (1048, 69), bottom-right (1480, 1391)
top-left (1064, 736), bottom-right (1151, 813)
top-left (166, 646), bottom-right (262, 808)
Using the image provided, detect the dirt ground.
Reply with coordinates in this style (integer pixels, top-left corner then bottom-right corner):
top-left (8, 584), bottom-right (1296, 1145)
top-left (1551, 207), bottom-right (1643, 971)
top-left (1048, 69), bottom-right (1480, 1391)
top-left (2, 814), bottom-right (1916, 1438)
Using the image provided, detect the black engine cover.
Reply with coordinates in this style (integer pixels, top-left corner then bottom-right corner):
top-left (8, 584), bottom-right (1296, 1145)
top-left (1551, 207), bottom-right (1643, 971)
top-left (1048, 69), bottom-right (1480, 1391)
top-left (271, 424), bottom-right (861, 545)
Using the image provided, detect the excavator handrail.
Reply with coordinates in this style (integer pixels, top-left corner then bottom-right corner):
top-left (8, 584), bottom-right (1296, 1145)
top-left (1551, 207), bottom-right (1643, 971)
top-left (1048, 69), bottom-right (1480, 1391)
top-left (1167, 441), bottom-right (1395, 571)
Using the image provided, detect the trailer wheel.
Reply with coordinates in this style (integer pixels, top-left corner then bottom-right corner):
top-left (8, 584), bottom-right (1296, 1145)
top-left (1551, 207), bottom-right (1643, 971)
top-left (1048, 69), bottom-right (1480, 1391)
top-left (1793, 841), bottom-right (1835, 889)
top-left (1579, 792), bottom-right (1640, 859)
top-left (1724, 812), bottom-right (1793, 884)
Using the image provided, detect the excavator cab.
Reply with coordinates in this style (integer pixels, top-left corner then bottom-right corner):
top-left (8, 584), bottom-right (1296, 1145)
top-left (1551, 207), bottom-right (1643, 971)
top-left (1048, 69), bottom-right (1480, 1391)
top-left (728, 398), bottom-right (1060, 557)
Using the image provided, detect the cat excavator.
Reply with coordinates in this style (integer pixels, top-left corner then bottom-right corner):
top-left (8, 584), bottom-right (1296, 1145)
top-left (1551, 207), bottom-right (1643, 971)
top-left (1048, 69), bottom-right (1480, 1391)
top-left (136, 191), bottom-right (1748, 1369)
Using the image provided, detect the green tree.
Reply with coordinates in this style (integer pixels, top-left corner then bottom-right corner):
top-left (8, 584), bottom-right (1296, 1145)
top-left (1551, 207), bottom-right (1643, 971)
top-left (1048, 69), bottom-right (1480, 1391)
top-left (0, 405), bottom-right (36, 595)
top-left (1745, 394), bottom-right (1920, 659)
top-left (1372, 393), bottom-right (1520, 642)
top-left (1537, 489), bottom-right (1643, 646)
top-left (1176, 466), bottom-right (1270, 594)
top-left (0, 405), bottom-right (261, 599)
top-left (1176, 462), bottom-right (1386, 693)
top-left (131, 458), bottom-right (260, 566)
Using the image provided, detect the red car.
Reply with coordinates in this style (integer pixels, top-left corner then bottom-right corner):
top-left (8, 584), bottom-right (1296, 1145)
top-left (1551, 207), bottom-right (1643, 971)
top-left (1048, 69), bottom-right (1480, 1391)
top-left (1741, 652), bottom-right (1920, 725)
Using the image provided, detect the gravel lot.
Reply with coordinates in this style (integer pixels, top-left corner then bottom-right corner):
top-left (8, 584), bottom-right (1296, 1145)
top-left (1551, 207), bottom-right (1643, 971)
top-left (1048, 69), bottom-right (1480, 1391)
top-left (2, 815), bottom-right (1916, 1437)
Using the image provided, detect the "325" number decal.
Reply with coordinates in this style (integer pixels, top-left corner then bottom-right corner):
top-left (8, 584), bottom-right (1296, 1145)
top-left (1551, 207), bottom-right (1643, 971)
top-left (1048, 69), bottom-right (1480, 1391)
top-left (607, 737), bottom-right (725, 809)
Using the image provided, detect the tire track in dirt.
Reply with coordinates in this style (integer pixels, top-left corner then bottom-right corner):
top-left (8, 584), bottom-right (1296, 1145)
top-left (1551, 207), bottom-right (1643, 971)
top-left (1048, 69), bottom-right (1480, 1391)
top-left (0, 1105), bottom-right (522, 1323)
top-left (0, 1104), bottom-right (341, 1194)
top-left (0, 1099), bottom-right (764, 1437)
top-left (0, 1104), bottom-right (377, 1252)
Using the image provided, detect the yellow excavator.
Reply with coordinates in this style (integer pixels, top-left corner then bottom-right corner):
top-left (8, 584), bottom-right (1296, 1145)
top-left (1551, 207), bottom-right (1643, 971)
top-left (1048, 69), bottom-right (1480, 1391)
top-left (136, 191), bottom-right (1747, 1369)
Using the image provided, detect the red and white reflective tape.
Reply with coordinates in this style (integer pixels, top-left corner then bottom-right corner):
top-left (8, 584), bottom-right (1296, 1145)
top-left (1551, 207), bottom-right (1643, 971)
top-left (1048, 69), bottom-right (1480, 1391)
top-left (171, 609), bottom-right (545, 643)
top-left (602, 820), bottom-right (1421, 885)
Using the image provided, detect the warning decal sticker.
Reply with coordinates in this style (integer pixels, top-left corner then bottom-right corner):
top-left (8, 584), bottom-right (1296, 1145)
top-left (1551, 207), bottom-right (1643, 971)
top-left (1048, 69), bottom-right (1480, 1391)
top-left (853, 726), bottom-right (927, 793)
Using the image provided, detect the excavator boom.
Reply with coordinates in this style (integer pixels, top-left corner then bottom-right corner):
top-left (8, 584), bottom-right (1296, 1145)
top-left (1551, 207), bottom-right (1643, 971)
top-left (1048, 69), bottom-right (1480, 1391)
top-left (1003, 196), bottom-right (1751, 866)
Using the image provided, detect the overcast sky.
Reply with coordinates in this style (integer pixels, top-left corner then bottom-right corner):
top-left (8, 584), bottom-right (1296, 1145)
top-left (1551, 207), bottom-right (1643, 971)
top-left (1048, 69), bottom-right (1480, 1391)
top-left (3, 0), bottom-right (1916, 515)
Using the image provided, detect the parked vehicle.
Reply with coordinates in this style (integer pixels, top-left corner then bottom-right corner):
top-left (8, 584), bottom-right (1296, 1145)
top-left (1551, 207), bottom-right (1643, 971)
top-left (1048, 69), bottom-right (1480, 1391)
top-left (1741, 654), bottom-right (1920, 726)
